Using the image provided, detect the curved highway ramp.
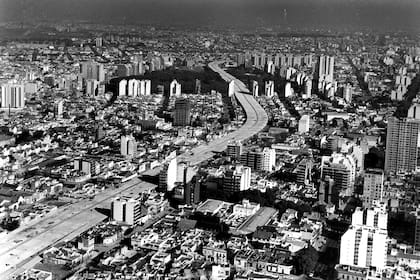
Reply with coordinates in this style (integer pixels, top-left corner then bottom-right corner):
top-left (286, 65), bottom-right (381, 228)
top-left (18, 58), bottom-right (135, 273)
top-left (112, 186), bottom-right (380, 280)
top-left (177, 61), bottom-right (268, 165)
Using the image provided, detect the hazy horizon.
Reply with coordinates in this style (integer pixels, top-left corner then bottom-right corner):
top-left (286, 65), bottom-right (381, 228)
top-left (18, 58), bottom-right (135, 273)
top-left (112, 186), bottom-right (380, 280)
top-left (1, 0), bottom-right (420, 32)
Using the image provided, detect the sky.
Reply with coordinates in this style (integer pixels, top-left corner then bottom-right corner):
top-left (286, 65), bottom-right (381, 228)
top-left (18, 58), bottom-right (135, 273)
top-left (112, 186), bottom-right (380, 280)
top-left (1, 0), bottom-right (420, 32)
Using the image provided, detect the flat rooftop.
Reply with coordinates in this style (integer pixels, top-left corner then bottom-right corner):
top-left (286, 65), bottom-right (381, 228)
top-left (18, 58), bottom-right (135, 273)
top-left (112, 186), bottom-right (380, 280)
top-left (196, 199), bottom-right (225, 215)
top-left (235, 207), bottom-right (278, 235)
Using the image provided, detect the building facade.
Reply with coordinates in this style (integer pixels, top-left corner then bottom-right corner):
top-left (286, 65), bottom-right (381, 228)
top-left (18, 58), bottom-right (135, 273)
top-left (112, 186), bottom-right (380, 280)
top-left (339, 206), bottom-right (388, 270)
top-left (111, 196), bottom-right (142, 225)
top-left (363, 169), bottom-right (384, 208)
top-left (321, 153), bottom-right (356, 195)
top-left (174, 98), bottom-right (191, 126)
top-left (226, 141), bottom-right (243, 160)
top-left (240, 147), bottom-right (275, 172)
top-left (385, 117), bottom-right (420, 174)
top-left (120, 135), bottom-right (137, 157)
top-left (1, 83), bottom-right (25, 109)
top-left (223, 166), bottom-right (251, 194)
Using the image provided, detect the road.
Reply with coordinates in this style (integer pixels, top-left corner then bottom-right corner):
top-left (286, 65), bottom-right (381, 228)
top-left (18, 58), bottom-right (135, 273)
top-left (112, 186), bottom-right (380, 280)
top-left (1, 61), bottom-right (268, 279)
top-left (177, 61), bottom-right (268, 165)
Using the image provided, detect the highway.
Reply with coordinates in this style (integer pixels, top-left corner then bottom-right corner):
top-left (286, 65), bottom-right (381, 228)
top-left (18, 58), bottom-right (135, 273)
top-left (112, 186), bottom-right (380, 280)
top-left (0, 178), bottom-right (156, 279)
top-left (0, 61), bottom-right (268, 279)
top-left (177, 61), bottom-right (268, 165)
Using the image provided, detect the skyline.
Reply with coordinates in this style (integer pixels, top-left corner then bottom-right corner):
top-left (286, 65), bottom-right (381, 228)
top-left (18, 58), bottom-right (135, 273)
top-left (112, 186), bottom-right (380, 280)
top-left (1, 0), bottom-right (420, 32)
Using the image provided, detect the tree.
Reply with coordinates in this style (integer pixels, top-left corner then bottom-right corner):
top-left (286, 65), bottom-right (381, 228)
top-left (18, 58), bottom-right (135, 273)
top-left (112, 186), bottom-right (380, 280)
top-left (294, 245), bottom-right (319, 275)
top-left (1, 217), bottom-right (20, 231)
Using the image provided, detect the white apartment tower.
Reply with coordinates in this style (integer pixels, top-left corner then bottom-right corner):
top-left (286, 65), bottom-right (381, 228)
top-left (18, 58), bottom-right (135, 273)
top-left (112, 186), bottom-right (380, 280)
top-left (265, 80), bottom-right (275, 97)
top-left (119, 79), bottom-right (127, 96)
top-left (285, 82), bottom-right (293, 98)
top-left (223, 165), bottom-right (251, 194)
top-left (86, 79), bottom-right (100, 96)
top-left (120, 135), bottom-right (137, 157)
top-left (407, 104), bottom-right (420, 120)
top-left (252, 80), bottom-right (259, 97)
top-left (1, 83), bottom-right (25, 109)
top-left (304, 79), bottom-right (312, 99)
top-left (159, 151), bottom-right (178, 191)
top-left (165, 155), bottom-right (178, 191)
top-left (363, 169), bottom-right (384, 208)
top-left (170, 79), bottom-right (181, 97)
top-left (128, 79), bottom-right (139, 97)
top-left (226, 140), bottom-right (243, 159)
top-left (339, 206), bottom-right (388, 270)
top-left (111, 197), bottom-right (142, 225)
top-left (228, 80), bottom-right (235, 97)
top-left (261, 147), bottom-right (276, 172)
top-left (317, 55), bottom-right (334, 84)
top-left (139, 80), bottom-right (151, 96)
top-left (298, 115), bottom-right (310, 134)
top-left (267, 61), bottom-right (275, 74)
top-left (321, 153), bottom-right (357, 195)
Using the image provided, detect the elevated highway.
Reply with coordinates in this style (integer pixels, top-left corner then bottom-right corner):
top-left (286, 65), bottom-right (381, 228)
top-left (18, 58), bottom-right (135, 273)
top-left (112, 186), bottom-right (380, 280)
top-left (1, 61), bottom-right (268, 278)
top-left (177, 61), bottom-right (268, 165)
